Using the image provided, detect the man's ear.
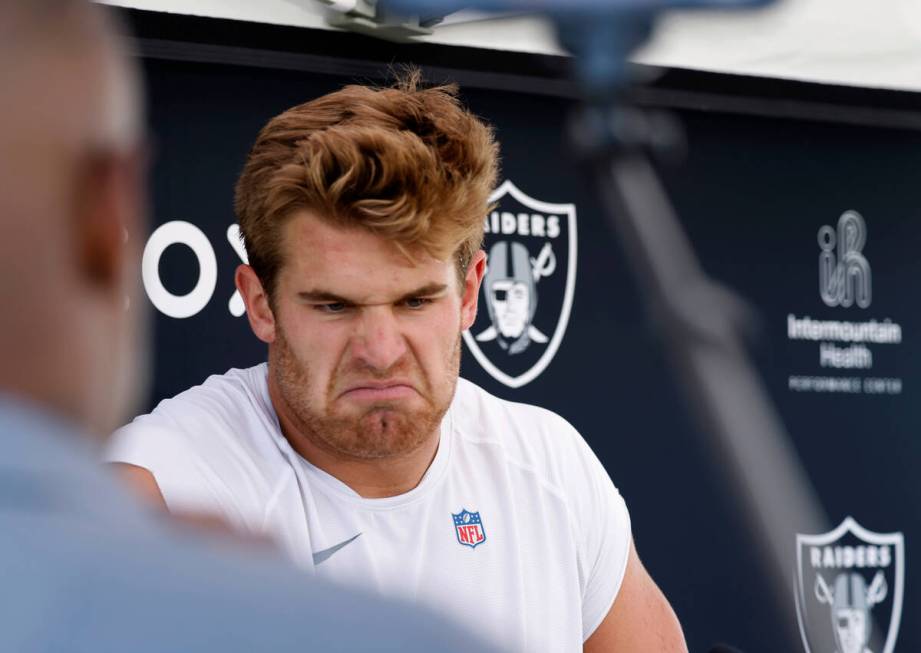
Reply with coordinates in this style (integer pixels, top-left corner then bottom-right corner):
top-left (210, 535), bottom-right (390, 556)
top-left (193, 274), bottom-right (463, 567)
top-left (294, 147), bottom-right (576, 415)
top-left (236, 264), bottom-right (276, 343)
top-left (460, 249), bottom-right (487, 332)
top-left (77, 150), bottom-right (144, 293)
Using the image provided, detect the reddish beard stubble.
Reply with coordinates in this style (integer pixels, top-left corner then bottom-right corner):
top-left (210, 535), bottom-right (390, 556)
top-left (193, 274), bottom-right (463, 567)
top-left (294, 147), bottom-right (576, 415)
top-left (271, 326), bottom-right (460, 461)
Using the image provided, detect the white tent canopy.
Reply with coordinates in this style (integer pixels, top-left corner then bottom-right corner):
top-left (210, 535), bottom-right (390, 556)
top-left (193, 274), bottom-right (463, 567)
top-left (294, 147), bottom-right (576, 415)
top-left (101, 0), bottom-right (921, 92)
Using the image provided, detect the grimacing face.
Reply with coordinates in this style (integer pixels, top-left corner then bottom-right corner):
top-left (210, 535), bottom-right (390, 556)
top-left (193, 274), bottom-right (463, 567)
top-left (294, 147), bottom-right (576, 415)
top-left (260, 211), bottom-right (483, 460)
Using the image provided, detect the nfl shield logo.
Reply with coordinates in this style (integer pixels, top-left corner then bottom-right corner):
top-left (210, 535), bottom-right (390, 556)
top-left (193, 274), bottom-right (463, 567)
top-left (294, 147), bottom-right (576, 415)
top-left (452, 509), bottom-right (487, 549)
top-left (795, 517), bottom-right (905, 653)
top-left (463, 180), bottom-right (578, 388)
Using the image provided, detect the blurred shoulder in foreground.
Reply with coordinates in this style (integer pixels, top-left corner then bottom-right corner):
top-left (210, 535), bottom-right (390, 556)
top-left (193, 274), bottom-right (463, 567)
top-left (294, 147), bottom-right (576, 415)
top-left (0, 397), bottom-right (485, 652)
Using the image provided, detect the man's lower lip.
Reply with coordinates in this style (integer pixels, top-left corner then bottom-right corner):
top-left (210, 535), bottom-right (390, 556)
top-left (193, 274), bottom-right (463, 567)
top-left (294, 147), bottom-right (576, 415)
top-left (341, 386), bottom-right (416, 401)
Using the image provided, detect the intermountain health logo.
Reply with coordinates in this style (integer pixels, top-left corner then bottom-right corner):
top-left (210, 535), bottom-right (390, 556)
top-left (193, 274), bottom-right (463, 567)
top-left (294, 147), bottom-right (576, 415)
top-left (795, 518), bottom-right (905, 653)
top-left (787, 210), bottom-right (902, 395)
top-left (463, 180), bottom-right (577, 388)
top-left (819, 210), bottom-right (871, 309)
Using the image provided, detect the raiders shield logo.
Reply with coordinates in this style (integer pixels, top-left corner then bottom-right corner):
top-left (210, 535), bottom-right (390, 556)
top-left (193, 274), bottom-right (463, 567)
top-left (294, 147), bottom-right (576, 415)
top-left (795, 517), bottom-right (905, 653)
top-left (463, 180), bottom-right (577, 388)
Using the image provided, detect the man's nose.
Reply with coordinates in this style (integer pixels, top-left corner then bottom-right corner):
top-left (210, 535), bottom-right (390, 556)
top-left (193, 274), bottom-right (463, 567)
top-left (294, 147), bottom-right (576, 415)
top-left (351, 306), bottom-right (408, 371)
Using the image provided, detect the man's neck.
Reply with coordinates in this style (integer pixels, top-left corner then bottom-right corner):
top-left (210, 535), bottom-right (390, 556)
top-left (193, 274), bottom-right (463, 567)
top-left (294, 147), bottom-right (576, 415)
top-left (268, 379), bottom-right (440, 499)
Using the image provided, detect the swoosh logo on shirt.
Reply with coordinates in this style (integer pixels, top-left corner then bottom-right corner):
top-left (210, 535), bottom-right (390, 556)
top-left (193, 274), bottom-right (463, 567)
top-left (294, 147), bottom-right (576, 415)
top-left (312, 533), bottom-right (362, 565)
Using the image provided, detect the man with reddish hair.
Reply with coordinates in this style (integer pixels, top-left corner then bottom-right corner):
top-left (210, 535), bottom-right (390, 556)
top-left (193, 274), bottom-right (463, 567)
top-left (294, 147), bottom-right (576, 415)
top-left (110, 73), bottom-right (688, 652)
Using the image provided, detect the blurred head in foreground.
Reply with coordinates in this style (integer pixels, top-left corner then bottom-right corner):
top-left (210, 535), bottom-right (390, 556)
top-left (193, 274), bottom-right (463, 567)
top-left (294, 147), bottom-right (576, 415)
top-left (0, 0), bottom-right (147, 436)
top-left (0, 7), bottom-right (505, 653)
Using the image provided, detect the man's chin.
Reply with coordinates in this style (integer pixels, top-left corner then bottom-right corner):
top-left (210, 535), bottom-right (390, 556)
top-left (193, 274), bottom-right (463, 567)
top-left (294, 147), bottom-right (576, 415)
top-left (357, 406), bottom-right (416, 431)
top-left (332, 412), bottom-right (428, 459)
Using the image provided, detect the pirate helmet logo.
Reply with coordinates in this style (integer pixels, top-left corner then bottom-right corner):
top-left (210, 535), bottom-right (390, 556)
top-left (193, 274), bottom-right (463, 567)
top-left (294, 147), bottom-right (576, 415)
top-left (463, 180), bottom-right (577, 388)
top-left (477, 240), bottom-right (552, 354)
top-left (795, 517), bottom-right (905, 653)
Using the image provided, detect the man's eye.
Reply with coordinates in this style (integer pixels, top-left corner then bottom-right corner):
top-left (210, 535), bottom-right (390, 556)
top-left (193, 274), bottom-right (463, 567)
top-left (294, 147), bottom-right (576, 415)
top-left (404, 297), bottom-right (432, 309)
top-left (316, 302), bottom-right (347, 313)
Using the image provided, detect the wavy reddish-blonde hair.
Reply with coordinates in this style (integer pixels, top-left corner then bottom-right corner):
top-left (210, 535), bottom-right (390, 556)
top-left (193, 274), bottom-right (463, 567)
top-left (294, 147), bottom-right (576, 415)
top-left (234, 71), bottom-right (499, 297)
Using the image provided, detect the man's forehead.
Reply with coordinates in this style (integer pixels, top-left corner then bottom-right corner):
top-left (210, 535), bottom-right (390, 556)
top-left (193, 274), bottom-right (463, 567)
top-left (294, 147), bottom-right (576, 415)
top-left (283, 211), bottom-right (431, 258)
top-left (280, 210), bottom-right (455, 292)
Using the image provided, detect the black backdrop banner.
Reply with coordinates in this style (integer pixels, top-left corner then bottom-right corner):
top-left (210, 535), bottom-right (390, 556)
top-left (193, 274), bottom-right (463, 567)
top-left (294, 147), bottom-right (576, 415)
top-left (128, 10), bottom-right (919, 653)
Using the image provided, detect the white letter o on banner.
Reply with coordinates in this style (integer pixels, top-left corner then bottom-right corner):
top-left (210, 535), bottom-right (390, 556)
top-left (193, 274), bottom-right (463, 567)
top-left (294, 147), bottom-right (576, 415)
top-left (142, 221), bottom-right (217, 319)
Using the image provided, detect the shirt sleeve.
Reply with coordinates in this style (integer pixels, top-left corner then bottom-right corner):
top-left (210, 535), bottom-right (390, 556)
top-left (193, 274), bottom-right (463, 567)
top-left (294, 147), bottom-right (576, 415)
top-left (566, 428), bottom-right (632, 642)
top-left (106, 420), bottom-right (234, 520)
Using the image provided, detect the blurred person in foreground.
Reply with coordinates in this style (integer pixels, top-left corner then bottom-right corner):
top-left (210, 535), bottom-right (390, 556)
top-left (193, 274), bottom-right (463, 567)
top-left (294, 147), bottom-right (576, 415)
top-left (0, 2), bottom-right (499, 651)
top-left (108, 65), bottom-right (689, 651)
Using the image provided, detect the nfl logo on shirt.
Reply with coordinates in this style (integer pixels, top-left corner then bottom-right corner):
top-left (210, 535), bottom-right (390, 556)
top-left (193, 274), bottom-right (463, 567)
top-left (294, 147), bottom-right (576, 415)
top-left (452, 509), bottom-right (487, 549)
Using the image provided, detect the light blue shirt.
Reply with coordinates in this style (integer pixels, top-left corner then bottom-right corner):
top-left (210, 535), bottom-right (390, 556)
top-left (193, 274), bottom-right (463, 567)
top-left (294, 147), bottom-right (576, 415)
top-left (0, 396), bottom-right (496, 653)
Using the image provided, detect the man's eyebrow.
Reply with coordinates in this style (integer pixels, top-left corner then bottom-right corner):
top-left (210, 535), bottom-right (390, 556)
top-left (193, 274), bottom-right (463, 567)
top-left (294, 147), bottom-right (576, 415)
top-left (297, 290), bottom-right (355, 304)
top-left (394, 283), bottom-right (449, 303)
top-left (296, 283), bottom-right (448, 305)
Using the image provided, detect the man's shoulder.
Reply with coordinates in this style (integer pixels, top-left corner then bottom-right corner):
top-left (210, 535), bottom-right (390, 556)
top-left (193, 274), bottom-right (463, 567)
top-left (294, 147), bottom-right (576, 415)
top-left (148, 364), bottom-right (270, 424)
top-left (106, 363), bottom-right (284, 508)
top-left (451, 378), bottom-right (593, 483)
top-left (453, 377), bottom-right (575, 436)
top-left (117, 364), bottom-right (273, 446)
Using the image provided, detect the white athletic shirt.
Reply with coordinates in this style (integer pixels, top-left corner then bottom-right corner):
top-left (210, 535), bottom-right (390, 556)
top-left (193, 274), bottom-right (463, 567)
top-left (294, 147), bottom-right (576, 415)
top-left (107, 364), bottom-right (631, 652)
